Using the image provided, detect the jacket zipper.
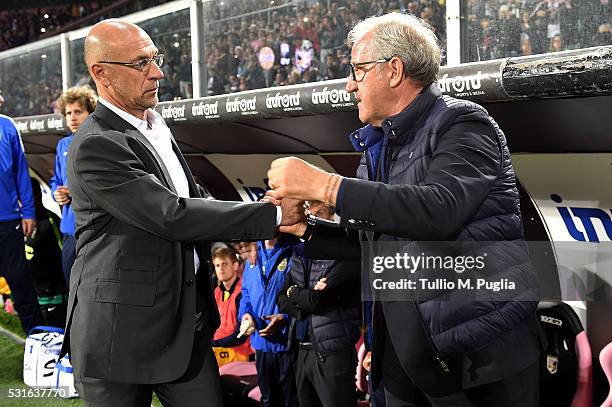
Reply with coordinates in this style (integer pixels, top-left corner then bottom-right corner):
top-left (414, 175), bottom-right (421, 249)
top-left (408, 268), bottom-right (451, 373)
top-left (384, 133), bottom-right (450, 373)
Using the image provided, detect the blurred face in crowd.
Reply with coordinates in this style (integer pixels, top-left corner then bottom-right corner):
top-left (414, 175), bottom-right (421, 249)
top-left (521, 38), bottom-right (532, 56)
top-left (86, 20), bottom-right (164, 119)
top-left (65, 102), bottom-right (90, 133)
top-left (346, 33), bottom-right (392, 126)
top-left (552, 35), bottom-right (563, 52)
top-left (213, 254), bottom-right (239, 284)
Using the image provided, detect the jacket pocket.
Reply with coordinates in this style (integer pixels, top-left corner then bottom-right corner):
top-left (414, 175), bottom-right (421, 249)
top-left (94, 279), bottom-right (157, 306)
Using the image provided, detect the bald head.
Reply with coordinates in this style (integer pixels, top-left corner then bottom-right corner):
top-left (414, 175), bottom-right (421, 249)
top-left (84, 19), bottom-right (163, 119)
top-left (84, 19), bottom-right (152, 68)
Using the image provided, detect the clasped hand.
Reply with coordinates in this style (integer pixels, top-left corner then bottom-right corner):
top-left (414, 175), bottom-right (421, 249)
top-left (264, 157), bottom-right (339, 236)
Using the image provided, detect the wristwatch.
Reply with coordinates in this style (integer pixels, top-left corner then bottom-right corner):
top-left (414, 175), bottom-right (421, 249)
top-left (286, 284), bottom-right (299, 297)
top-left (300, 215), bottom-right (317, 241)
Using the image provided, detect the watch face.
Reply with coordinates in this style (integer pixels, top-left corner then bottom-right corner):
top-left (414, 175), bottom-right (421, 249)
top-left (307, 214), bottom-right (317, 225)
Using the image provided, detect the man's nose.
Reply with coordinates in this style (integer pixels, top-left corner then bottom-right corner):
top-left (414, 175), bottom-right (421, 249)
top-left (149, 60), bottom-right (164, 80)
top-left (345, 77), bottom-right (357, 93)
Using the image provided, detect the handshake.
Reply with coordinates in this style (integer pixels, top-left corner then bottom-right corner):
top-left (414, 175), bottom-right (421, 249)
top-left (265, 157), bottom-right (343, 236)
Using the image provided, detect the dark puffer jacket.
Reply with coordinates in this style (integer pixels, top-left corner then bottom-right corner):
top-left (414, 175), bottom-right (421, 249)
top-left (333, 83), bottom-right (541, 393)
top-left (278, 251), bottom-right (361, 356)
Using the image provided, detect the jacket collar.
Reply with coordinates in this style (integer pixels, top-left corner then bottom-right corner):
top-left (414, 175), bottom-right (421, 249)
top-left (348, 83), bottom-right (441, 151)
top-left (220, 276), bottom-right (240, 294)
top-left (381, 83), bottom-right (441, 141)
top-left (92, 102), bottom-right (138, 134)
top-left (349, 125), bottom-right (384, 153)
top-left (92, 103), bottom-right (187, 196)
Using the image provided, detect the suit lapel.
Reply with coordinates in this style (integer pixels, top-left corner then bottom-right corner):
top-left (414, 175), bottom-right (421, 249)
top-left (170, 137), bottom-right (200, 198)
top-left (92, 104), bottom-right (178, 194)
top-left (126, 128), bottom-right (178, 194)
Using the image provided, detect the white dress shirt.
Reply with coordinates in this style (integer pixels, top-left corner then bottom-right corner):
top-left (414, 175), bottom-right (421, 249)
top-left (98, 98), bottom-right (200, 272)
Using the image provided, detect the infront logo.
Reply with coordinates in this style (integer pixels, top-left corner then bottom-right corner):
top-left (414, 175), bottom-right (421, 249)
top-left (161, 105), bottom-right (186, 119)
top-left (15, 121), bottom-right (28, 133)
top-left (192, 101), bottom-right (219, 117)
top-left (265, 91), bottom-right (300, 109)
top-left (311, 87), bottom-right (351, 105)
top-left (47, 117), bottom-right (63, 130)
top-left (226, 96), bottom-right (257, 114)
top-left (29, 119), bottom-right (45, 131)
top-left (438, 70), bottom-right (483, 94)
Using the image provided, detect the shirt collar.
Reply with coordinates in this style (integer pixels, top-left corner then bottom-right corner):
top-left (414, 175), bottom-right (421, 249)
top-left (220, 276), bottom-right (240, 294)
top-left (98, 97), bottom-right (161, 133)
top-left (347, 83), bottom-right (441, 151)
top-left (349, 125), bottom-right (384, 152)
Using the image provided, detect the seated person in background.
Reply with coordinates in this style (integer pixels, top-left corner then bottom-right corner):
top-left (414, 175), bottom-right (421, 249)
top-left (211, 247), bottom-right (253, 365)
top-left (238, 234), bottom-right (299, 407)
top-left (277, 201), bottom-right (361, 407)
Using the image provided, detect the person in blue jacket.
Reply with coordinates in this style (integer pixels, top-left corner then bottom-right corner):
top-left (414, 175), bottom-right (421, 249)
top-left (238, 233), bottom-right (298, 407)
top-left (0, 89), bottom-right (44, 333)
top-left (49, 86), bottom-right (97, 287)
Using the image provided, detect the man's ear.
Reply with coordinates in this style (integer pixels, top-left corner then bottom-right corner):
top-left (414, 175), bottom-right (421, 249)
top-left (90, 64), bottom-right (111, 87)
top-left (389, 57), bottom-right (404, 88)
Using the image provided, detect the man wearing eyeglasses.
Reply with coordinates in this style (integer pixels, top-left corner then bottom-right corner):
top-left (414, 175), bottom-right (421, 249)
top-left (267, 12), bottom-right (543, 407)
top-left (61, 19), bottom-right (303, 406)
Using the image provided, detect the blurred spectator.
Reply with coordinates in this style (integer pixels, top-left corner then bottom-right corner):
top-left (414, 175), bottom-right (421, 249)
top-left (521, 36), bottom-right (534, 56)
top-left (549, 33), bottom-right (567, 52)
top-left (593, 23), bottom-right (611, 46)
top-left (468, 0), bottom-right (610, 60)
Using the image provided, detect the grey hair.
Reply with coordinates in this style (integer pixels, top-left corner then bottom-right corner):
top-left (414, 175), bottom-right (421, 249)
top-left (347, 12), bottom-right (441, 87)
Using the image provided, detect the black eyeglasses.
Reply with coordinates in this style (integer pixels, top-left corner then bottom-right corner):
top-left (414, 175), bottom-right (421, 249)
top-left (348, 57), bottom-right (392, 82)
top-left (98, 54), bottom-right (164, 72)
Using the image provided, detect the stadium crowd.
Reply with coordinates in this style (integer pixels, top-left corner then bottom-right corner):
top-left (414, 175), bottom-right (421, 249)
top-left (0, 0), bottom-right (609, 117)
top-left (0, 0), bottom-right (171, 52)
top-left (200, 0), bottom-right (446, 95)
top-left (0, 1), bottom-right (115, 52)
top-left (467, 0), bottom-right (610, 60)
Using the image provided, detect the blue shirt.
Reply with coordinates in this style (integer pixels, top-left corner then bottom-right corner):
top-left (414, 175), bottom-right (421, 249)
top-left (238, 236), bottom-right (297, 353)
top-left (337, 124), bottom-right (386, 211)
top-left (0, 115), bottom-right (35, 221)
top-left (49, 134), bottom-right (75, 235)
